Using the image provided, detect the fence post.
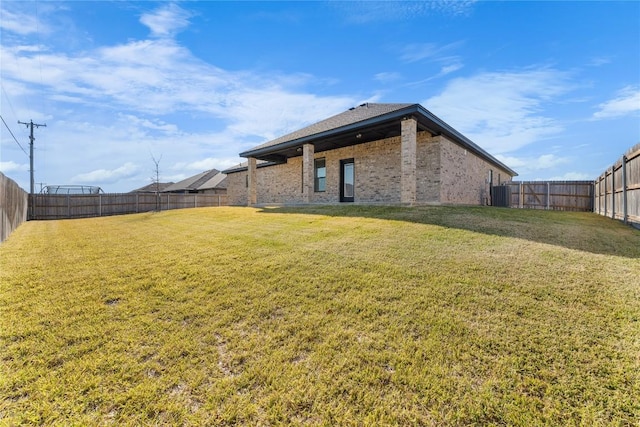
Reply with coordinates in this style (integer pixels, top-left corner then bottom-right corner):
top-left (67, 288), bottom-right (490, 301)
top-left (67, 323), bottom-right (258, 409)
top-left (604, 173), bottom-right (608, 217)
top-left (519, 182), bottom-right (523, 208)
top-left (593, 179), bottom-right (597, 214)
top-left (611, 166), bottom-right (615, 219)
top-left (622, 155), bottom-right (628, 224)
top-left (546, 182), bottom-right (550, 210)
top-left (195, 194), bottom-right (197, 208)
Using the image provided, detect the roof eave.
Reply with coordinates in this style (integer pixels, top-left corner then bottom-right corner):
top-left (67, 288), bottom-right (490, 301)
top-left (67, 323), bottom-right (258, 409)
top-left (415, 105), bottom-right (518, 177)
top-left (239, 103), bottom-right (518, 177)
top-left (239, 104), bottom-right (421, 159)
top-left (222, 161), bottom-right (281, 174)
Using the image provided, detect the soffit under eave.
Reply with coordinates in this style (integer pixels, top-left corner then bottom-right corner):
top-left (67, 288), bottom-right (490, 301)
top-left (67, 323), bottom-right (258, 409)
top-left (238, 106), bottom-right (517, 176)
top-left (242, 117), bottom-right (430, 162)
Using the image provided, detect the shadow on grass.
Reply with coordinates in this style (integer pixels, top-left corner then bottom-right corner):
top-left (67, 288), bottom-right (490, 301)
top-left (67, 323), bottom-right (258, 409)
top-left (257, 204), bottom-right (640, 259)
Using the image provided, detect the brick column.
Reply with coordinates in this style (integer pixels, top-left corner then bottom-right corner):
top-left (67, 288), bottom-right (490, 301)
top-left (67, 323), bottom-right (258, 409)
top-left (401, 117), bottom-right (417, 205)
top-left (302, 144), bottom-right (314, 203)
top-left (247, 157), bottom-right (257, 206)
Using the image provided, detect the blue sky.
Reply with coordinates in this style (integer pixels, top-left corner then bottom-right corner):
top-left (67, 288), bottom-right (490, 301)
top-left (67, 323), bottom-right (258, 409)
top-left (1, 1), bottom-right (639, 193)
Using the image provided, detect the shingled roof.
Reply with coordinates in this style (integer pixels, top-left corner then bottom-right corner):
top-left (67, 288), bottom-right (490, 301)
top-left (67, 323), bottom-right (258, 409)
top-left (245, 103), bottom-right (413, 154)
top-left (164, 169), bottom-right (226, 193)
top-left (130, 182), bottom-right (174, 193)
top-left (233, 102), bottom-right (517, 176)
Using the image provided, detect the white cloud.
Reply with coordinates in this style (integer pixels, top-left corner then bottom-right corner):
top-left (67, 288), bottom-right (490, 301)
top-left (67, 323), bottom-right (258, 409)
top-left (399, 42), bottom-right (464, 85)
top-left (592, 86), bottom-right (640, 120)
top-left (334, 1), bottom-right (476, 23)
top-left (219, 89), bottom-right (354, 141)
top-left (172, 157), bottom-right (242, 172)
top-left (0, 39), bottom-right (226, 115)
top-left (428, 0), bottom-right (477, 16)
top-left (496, 153), bottom-right (568, 174)
top-left (72, 162), bottom-right (138, 184)
top-left (0, 161), bottom-right (28, 172)
top-left (119, 114), bottom-right (180, 135)
top-left (409, 62), bottom-right (464, 86)
top-left (547, 172), bottom-right (592, 181)
top-left (0, 6), bottom-right (49, 35)
top-left (424, 68), bottom-right (571, 154)
top-left (588, 56), bottom-right (611, 67)
top-left (399, 41), bottom-right (464, 64)
top-left (439, 63), bottom-right (463, 76)
top-left (1, 33), bottom-right (357, 145)
top-left (140, 3), bottom-right (192, 38)
top-left (374, 72), bottom-right (402, 84)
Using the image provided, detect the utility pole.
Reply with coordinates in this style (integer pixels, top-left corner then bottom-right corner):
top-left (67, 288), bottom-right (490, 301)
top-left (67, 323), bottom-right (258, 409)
top-left (19, 120), bottom-right (46, 220)
top-left (18, 120), bottom-right (46, 195)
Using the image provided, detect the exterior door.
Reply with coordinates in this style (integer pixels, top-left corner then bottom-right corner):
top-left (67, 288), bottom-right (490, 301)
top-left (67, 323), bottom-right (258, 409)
top-left (340, 159), bottom-right (354, 202)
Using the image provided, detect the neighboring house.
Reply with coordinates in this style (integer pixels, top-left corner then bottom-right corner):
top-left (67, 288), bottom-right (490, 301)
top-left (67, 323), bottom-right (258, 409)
top-left (130, 182), bottom-right (174, 193)
top-left (223, 103), bottom-right (517, 206)
top-left (163, 169), bottom-right (227, 195)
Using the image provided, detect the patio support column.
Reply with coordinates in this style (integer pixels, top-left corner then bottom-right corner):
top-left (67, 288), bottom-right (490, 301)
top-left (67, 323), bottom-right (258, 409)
top-left (302, 143), bottom-right (314, 203)
top-left (247, 157), bottom-right (257, 206)
top-left (401, 117), bottom-right (417, 205)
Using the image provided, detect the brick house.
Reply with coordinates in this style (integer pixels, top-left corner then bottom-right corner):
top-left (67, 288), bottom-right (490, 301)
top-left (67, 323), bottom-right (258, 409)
top-left (163, 169), bottom-right (227, 195)
top-left (223, 103), bottom-right (517, 206)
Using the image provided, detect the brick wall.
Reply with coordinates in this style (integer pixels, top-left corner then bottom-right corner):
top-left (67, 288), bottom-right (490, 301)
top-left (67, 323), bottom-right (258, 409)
top-left (225, 131), bottom-right (513, 206)
top-left (401, 118), bottom-right (417, 203)
top-left (226, 135), bottom-right (408, 205)
top-left (439, 136), bottom-right (514, 205)
top-left (258, 158), bottom-right (304, 204)
top-left (225, 159), bottom-right (305, 205)
top-left (316, 136), bottom-right (403, 204)
top-left (416, 133), bottom-right (441, 203)
top-left (226, 171), bottom-right (247, 205)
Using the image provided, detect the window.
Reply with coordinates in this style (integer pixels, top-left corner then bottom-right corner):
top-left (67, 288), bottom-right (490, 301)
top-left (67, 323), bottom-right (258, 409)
top-left (314, 158), bottom-right (326, 192)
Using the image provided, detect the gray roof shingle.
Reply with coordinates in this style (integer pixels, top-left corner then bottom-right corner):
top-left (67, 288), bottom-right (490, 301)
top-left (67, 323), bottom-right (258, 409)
top-left (164, 169), bottom-right (226, 192)
top-left (245, 103), bottom-right (413, 154)
top-left (231, 102), bottom-right (517, 176)
top-left (130, 182), bottom-right (174, 193)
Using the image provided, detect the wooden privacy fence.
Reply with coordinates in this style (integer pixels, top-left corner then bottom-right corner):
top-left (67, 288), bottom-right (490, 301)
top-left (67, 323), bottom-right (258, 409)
top-left (1, 172), bottom-right (28, 243)
top-left (594, 143), bottom-right (640, 227)
top-left (30, 193), bottom-right (228, 220)
top-left (499, 181), bottom-right (594, 212)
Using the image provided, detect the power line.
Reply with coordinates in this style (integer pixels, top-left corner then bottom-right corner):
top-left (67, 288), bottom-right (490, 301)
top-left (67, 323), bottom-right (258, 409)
top-left (0, 114), bottom-right (29, 157)
top-left (1, 83), bottom-right (21, 125)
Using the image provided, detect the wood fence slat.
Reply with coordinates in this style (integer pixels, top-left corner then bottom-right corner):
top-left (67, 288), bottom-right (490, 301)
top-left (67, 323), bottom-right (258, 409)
top-left (593, 143), bottom-right (640, 227)
top-left (502, 181), bottom-right (593, 212)
top-left (30, 193), bottom-right (229, 220)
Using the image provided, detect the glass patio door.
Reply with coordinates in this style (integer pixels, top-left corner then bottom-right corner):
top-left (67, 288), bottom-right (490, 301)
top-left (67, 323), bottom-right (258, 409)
top-left (340, 159), bottom-right (354, 202)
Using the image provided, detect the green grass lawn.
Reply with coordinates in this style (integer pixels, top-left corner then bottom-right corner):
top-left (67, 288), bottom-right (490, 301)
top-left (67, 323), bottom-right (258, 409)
top-left (1, 206), bottom-right (639, 426)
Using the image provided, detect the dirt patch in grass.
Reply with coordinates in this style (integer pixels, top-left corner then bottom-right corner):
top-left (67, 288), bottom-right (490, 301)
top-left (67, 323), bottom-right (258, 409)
top-left (1, 206), bottom-right (639, 425)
